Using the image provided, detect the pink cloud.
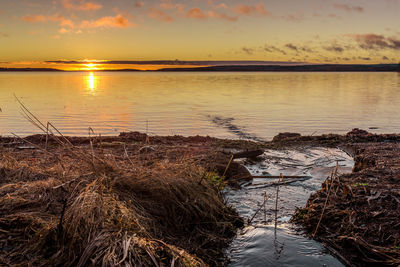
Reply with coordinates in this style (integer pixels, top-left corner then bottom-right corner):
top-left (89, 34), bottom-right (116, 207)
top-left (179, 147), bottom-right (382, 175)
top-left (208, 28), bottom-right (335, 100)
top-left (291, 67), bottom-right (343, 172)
top-left (80, 14), bottom-right (133, 28)
top-left (348, 33), bottom-right (400, 50)
top-left (61, 0), bottom-right (102, 11)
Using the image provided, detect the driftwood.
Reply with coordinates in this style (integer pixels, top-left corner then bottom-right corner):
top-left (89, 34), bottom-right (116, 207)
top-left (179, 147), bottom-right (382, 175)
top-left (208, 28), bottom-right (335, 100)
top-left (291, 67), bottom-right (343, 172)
top-left (233, 149), bottom-right (264, 159)
top-left (252, 175), bottom-right (310, 179)
top-left (246, 177), bottom-right (311, 190)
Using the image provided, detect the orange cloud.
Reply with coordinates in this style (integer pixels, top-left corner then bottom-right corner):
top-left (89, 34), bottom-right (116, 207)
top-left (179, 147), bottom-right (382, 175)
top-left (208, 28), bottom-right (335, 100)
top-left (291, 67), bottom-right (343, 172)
top-left (22, 14), bottom-right (75, 28)
top-left (0, 31), bottom-right (9, 38)
top-left (61, 0), bottom-right (102, 11)
top-left (22, 14), bottom-right (64, 22)
top-left (208, 10), bottom-right (238, 21)
top-left (186, 8), bottom-right (207, 19)
top-left (148, 8), bottom-right (174, 22)
top-left (233, 3), bottom-right (268, 16)
top-left (60, 19), bottom-right (74, 28)
top-left (159, 1), bottom-right (184, 12)
top-left (80, 14), bottom-right (132, 28)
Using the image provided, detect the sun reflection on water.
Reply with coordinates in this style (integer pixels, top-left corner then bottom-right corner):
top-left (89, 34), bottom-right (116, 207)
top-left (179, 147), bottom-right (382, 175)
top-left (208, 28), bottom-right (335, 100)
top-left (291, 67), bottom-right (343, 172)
top-left (87, 72), bottom-right (97, 93)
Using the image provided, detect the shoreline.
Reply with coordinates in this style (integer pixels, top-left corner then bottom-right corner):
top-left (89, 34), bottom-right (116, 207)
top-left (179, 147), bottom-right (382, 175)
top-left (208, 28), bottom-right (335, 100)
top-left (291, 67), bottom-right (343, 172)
top-left (1, 63), bottom-right (399, 72)
top-left (1, 129), bottom-right (400, 266)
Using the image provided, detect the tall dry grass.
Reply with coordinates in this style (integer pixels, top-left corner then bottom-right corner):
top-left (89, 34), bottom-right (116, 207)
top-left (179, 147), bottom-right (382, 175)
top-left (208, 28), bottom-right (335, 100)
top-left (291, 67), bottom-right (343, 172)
top-left (0, 99), bottom-right (241, 266)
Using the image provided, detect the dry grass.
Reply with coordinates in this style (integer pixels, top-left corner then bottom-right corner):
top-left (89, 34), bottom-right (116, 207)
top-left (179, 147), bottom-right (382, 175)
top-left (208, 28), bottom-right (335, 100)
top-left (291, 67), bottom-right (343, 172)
top-left (0, 132), bottom-right (242, 266)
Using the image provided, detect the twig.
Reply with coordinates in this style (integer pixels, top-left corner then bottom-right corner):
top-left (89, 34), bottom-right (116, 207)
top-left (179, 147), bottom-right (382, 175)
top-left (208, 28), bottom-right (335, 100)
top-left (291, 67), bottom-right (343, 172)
top-left (246, 177), bottom-right (311, 190)
top-left (312, 163), bottom-right (338, 238)
top-left (222, 154), bottom-right (234, 177)
top-left (11, 133), bottom-right (54, 156)
top-left (123, 143), bottom-right (135, 169)
top-left (252, 175), bottom-right (310, 179)
top-left (274, 174), bottom-right (281, 227)
top-left (263, 192), bottom-right (267, 223)
top-left (45, 122), bottom-right (49, 151)
top-left (89, 127), bottom-right (96, 167)
top-left (57, 198), bottom-right (68, 239)
top-left (248, 193), bottom-right (268, 224)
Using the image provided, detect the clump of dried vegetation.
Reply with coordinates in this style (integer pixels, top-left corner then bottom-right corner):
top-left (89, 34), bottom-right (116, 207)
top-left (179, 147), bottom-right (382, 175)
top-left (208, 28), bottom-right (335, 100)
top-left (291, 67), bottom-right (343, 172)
top-left (0, 101), bottom-right (243, 266)
top-left (293, 140), bottom-right (400, 267)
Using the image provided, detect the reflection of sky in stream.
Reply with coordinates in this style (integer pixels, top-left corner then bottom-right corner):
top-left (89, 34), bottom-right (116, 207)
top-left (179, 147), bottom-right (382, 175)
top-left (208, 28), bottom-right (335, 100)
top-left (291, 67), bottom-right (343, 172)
top-left (226, 147), bottom-right (354, 266)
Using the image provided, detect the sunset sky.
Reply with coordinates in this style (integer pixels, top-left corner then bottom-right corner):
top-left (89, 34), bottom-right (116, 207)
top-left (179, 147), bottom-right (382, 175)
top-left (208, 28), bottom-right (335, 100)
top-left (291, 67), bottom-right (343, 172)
top-left (0, 0), bottom-right (399, 70)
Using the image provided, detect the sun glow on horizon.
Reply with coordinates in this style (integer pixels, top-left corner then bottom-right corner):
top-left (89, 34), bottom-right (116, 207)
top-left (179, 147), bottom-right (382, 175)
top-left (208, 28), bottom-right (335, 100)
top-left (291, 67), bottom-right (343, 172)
top-left (83, 63), bottom-right (100, 71)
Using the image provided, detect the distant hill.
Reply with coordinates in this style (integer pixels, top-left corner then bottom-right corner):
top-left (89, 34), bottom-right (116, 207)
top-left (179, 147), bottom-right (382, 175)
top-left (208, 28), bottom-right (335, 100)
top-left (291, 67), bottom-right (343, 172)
top-left (156, 64), bottom-right (399, 72)
top-left (0, 68), bottom-right (62, 72)
top-left (1, 64), bottom-right (398, 72)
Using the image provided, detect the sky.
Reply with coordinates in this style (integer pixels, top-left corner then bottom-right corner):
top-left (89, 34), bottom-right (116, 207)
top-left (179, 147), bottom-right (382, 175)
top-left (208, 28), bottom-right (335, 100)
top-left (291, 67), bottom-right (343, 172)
top-left (0, 0), bottom-right (400, 70)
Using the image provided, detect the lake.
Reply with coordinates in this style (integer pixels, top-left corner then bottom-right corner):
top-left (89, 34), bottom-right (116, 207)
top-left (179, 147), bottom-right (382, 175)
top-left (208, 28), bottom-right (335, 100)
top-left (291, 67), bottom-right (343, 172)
top-left (1, 71), bottom-right (399, 139)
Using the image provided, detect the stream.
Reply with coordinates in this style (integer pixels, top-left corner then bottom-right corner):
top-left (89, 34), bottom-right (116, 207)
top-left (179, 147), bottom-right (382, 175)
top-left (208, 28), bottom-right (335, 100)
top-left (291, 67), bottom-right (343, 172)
top-left (226, 147), bottom-right (354, 266)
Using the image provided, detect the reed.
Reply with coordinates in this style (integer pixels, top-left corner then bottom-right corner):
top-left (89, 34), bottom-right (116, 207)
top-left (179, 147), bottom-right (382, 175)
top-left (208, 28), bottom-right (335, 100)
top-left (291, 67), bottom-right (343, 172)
top-left (0, 100), bottom-right (243, 266)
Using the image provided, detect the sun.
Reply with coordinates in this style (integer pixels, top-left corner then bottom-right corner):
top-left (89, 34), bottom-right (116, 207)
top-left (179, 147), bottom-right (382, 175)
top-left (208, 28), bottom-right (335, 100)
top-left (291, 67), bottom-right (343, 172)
top-left (83, 63), bottom-right (98, 71)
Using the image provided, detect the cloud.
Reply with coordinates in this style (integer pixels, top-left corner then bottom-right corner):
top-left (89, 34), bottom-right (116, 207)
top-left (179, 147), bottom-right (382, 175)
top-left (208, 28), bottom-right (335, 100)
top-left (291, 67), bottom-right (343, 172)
top-left (285, 43), bottom-right (298, 51)
top-left (58, 28), bottom-right (70, 34)
top-left (285, 43), bottom-right (313, 52)
top-left (348, 33), bottom-right (400, 50)
top-left (61, 0), bottom-right (102, 11)
top-left (208, 11), bottom-right (238, 21)
top-left (0, 31), bottom-right (9, 38)
top-left (80, 14), bottom-right (133, 28)
top-left (324, 44), bottom-right (345, 53)
top-left (61, 19), bottom-right (75, 28)
top-left (233, 3), bottom-right (268, 16)
top-left (148, 8), bottom-right (174, 22)
top-left (135, 2), bottom-right (144, 8)
top-left (186, 8), bottom-right (207, 19)
top-left (242, 47), bottom-right (254, 55)
top-left (282, 13), bottom-right (304, 22)
top-left (22, 14), bottom-right (64, 22)
top-left (22, 14), bottom-right (74, 28)
top-left (263, 44), bottom-right (287, 55)
top-left (159, 1), bottom-right (184, 12)
top-left (333, 3), bottom-right (364, 13)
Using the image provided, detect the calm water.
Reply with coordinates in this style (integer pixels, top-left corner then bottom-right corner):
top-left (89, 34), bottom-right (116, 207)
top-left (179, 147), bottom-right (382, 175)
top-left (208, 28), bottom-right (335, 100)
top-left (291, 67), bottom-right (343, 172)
top-left (1, 72), bottom-right (400, 139)
top-left (227, 147), bottom-right (354, 266)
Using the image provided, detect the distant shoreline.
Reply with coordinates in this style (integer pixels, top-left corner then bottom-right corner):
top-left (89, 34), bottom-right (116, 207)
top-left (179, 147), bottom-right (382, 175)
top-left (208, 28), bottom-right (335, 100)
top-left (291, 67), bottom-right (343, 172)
top-left (0, 64), bottom-right (399, 72)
